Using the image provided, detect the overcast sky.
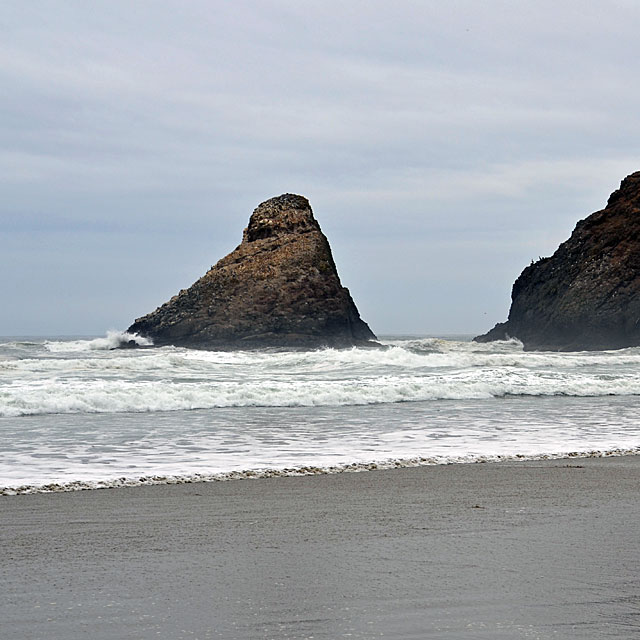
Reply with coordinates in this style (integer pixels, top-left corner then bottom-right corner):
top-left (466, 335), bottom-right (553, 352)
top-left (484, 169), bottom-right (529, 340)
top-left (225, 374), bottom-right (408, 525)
top-left (2, 1), bottom-right (639, 336)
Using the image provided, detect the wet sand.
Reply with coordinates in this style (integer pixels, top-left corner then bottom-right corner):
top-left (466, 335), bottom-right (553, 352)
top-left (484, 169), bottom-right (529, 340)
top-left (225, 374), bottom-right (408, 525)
top-left (2, 456), bottom-right (639, 639)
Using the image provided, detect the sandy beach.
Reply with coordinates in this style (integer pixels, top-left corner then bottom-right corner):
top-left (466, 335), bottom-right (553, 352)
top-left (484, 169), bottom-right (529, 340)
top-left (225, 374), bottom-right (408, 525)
top-left (1, 456), bottom-right (639, 639)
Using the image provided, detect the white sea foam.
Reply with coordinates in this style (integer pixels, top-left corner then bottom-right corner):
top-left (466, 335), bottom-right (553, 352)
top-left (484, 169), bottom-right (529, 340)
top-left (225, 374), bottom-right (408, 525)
top-left (43, 330), bottom-right (152, 352)
top-left (2, 335), bottom-right (640, 416)
top-left (2, 335), bottom-right (639, 493)
top-left (2, 367), bottom-right (640, 417)
top-left (2, 447), bottom-right (638, 495)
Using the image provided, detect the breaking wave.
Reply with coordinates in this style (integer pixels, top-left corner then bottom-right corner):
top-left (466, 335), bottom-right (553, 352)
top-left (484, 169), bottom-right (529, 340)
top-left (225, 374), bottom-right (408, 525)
top-left (3, 335), bottom-right (640, 416)
top-left (3, 370), bottom-right (640, 417)
top-left (43, 330), bottom-right (152, 352)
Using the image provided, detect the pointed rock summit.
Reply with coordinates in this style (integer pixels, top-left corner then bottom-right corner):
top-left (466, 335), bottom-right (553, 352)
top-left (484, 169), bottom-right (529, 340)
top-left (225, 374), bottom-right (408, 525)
top-left (128, 194), bottom-right (376, 348)
top-left (475, 171), bottom-right (640, 351)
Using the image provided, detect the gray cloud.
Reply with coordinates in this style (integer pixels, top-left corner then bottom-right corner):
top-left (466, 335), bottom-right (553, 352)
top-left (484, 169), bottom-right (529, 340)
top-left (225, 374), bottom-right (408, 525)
top-left (2, 0), bottom-right (640, 334)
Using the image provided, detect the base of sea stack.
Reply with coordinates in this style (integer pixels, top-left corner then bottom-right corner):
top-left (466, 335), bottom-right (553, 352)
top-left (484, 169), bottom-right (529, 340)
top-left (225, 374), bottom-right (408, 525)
top-left (139, 333), bottom-right (380, 350)
top-left (2, 456), bottom-right (638, 639)
top-left (474, 321), bottom-right (638, 352)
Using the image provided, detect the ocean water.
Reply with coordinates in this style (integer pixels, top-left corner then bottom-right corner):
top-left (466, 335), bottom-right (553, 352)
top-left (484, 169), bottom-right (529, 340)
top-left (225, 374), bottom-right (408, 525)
top-left (1, 332), bottom-right (639, 494)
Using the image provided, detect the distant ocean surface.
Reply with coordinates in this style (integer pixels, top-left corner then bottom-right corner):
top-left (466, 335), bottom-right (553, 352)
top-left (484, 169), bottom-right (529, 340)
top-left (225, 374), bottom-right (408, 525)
top-left (1, 332), bottom-right (639, 494)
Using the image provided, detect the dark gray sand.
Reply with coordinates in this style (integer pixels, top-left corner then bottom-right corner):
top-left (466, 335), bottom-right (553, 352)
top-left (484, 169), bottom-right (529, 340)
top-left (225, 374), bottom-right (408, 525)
top-left (2, 457), bottom-right (639, 640)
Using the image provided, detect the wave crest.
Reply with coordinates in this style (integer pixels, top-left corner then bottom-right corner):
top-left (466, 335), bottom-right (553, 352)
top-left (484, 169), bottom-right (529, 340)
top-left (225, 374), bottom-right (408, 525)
top-left (44, 331), bottom-right (152, 352)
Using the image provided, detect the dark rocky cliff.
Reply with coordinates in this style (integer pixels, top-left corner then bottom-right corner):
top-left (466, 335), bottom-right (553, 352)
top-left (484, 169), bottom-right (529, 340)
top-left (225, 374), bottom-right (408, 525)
top-left (128, 194), bottom-right (376, 348)
top-left (475, 171), bottom-right (640, 351)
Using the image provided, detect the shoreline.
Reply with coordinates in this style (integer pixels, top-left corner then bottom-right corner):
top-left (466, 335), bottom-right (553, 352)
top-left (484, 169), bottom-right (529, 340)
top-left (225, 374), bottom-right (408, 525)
top-left (3, 446), bottom-right (639, 496)
top-left (2, 455), bottom-right (639, 639)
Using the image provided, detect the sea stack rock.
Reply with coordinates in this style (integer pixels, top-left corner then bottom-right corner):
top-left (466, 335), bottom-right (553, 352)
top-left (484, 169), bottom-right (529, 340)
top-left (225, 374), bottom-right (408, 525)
top-left (128, 194), bottom-right (376, 349)
top-left (475, 171), bottom-right (640, 351)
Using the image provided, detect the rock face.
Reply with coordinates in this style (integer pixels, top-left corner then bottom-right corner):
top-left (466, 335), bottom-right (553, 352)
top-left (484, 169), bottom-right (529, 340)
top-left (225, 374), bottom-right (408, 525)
top-left (128, 194), bottom-right (376, 349)
top-left (475, 172), bottom-right (640, 351)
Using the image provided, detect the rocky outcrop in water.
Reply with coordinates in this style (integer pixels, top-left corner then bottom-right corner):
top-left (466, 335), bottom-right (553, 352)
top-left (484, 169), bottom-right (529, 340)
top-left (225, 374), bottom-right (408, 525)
top-left (475, 171), bottom-right (640, 351)
top-left (128, 194), bottom-right (376, 349)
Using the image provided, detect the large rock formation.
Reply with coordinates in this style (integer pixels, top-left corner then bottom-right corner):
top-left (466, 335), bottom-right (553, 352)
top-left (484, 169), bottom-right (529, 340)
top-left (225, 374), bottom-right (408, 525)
top-left (128, 194), bottom-right (376, 349)
top-left (475, 172), bottom-right (640, 351)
